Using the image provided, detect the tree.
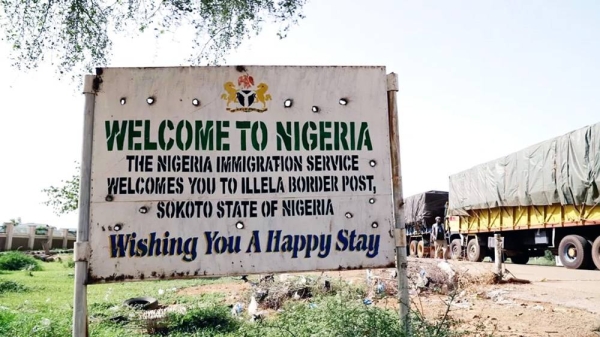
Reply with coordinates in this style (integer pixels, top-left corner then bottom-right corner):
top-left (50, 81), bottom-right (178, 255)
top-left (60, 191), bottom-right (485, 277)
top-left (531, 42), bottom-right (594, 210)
top-left (0, 0), bottom-right (307, 78)
top-left (2, 217), bottom-right (21, 232)
top-left (42, 162), bottom-right (80, 215)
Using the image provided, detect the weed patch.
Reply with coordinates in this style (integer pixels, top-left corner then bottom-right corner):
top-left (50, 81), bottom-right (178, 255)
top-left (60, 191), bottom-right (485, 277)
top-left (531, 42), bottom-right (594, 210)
top-left (151, 305), bottom-right (241, 336)
top-left (0, 280), bottom-right (28, 294)
top-left (243, 296), bottom-right (409, 337)
top-left (0, 252), bottom-right (42, 272)
top-left (63, 257), bottom-right (75, 269)
top-left (0, 310), bottom-right (17, 335)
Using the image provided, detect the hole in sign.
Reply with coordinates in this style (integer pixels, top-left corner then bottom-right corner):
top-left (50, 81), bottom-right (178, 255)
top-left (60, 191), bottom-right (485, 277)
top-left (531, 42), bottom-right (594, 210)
top-left (192, 98), bottom-right (200, 106)
top-left (235, 221), bottom-right (244, 229)
top-left (120, 98), bottom-right (126, 105)
top-left (284, 99), bottom-right (293, 108)
top-left (146, 97), bottom-right (155, 105)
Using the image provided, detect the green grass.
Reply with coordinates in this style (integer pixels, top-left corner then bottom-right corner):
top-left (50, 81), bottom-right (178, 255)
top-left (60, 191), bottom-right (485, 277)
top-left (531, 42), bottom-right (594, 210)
top-left (0, 255), bottom-right (236, 337)
top-left (0, 254), bottom-right (471, 337)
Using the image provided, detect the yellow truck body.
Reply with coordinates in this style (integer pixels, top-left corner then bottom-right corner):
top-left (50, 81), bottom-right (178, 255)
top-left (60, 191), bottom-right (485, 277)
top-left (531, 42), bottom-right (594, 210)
top-left (448, 203), bottom-right (600, 233)
top-left (441, 121), bottom-right (600, 269)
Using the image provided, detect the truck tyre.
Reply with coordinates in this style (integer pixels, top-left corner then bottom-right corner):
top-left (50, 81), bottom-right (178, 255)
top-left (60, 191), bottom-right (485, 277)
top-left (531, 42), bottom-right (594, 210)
top-left (409, 240), bottom-right (418, 257)
top-left (510, 253), bottom-right (529, 265)
top-left (591, 236), bottom-right (600, 270)
top-left (558, 235), bottom-right (592, 269)
top-left (417, 241), bottom-right (425, 258)
top-left (467, 238), bottom-right (485, 262)
top-left (450, 239), bottom-right (462, 260)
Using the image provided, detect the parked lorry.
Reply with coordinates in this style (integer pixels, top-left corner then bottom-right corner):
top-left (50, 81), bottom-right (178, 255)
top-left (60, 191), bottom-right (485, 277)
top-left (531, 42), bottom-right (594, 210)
top-left (444, 121), bottom-right (600, 269)
top-left (404, 190), bottom-right (449, 259)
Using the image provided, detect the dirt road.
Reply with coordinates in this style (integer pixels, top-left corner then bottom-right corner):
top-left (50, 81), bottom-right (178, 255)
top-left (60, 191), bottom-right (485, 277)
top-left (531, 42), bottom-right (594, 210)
top-left (434, 258), bottom-right (600, 314)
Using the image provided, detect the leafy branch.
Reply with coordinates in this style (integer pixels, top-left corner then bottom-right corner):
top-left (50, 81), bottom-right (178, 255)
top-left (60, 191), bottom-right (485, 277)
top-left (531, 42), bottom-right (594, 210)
top-left (41, 162), bottom-right (80, 216)
top-left (0, 0), bottom-right (308, 79)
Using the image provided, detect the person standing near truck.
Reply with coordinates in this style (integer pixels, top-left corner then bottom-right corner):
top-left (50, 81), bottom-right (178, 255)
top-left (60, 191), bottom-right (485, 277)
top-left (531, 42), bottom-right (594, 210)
top-left (431, 216), bottom-right (448, 260)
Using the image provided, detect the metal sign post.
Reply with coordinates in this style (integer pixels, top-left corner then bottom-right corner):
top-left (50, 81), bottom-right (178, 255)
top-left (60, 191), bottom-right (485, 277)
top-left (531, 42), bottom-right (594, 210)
top-left (72, 74), bottom-right (96, 337)
top-left (386, 73), bottom-right (410, 332)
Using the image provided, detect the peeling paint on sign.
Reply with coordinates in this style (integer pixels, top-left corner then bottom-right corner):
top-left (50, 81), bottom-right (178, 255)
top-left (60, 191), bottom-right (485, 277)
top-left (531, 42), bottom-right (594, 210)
top-left (86, 66), bottom-right (396, 283)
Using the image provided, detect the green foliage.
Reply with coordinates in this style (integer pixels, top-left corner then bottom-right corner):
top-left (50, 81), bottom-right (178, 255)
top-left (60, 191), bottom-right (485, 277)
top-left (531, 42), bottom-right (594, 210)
top-left (8, 218), bottom-right (21, 226)
top-left (41, 162), bottom-right (80, 215)
top-left (0, 310), bottom-right (71, 337)
top-left (0, 0), bottom-right (308, 78)
top-left (544, 250), bottom-right (554, 261)
top-left (157, 295), bottom-right (465, 337)
top-left (249, 295), bottom-right (465, 337)
top-left (0, 280), bottom-right (28, 294)
top-left (0, 310), bottom-right (17, 335)
top-left (159, 305), bottom-right (241, 336)
top-left (0, 252), bottom-right (42, 272)
top-left (35, 226), bottom-right (49, 236)
top-left (2, 218), bottom-right (21, 233)
top-left (241, 298), bottom-right (409, 337)
top-left (63, 257), bottom-right (75, 269)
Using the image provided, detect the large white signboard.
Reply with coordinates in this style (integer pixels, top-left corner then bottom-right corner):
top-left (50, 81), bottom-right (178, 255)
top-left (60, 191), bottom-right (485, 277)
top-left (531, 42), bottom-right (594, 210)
top-left (87, 66), bottom-right (395, 283)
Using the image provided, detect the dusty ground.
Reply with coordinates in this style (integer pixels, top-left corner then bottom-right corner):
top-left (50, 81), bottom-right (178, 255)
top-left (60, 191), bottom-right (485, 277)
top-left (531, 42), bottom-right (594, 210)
top-left (178, 258), bottom-right (600, 337)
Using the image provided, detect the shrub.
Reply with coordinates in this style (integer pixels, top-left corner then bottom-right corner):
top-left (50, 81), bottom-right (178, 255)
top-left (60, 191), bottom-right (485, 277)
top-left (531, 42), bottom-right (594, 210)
top-left (158, 305), bottom-right (241, 336)
top-left (63, 257), bottom-right (75, 269)
top-left (0, 252), bottom-right (42, 271)
top-left (0, 280), bottom-right (28, 294)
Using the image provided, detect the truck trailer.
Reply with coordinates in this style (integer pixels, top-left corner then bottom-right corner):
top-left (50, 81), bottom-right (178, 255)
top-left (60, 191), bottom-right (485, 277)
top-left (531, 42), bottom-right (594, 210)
top-left (444, 121), bottom-right (600, 269)
top-left (404, 190), bottom-right (449, 258)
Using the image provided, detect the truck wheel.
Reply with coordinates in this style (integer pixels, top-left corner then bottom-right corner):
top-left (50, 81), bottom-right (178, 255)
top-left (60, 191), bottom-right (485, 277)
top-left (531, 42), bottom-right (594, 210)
top-left (591, 237), bottom-right (600, 270)
top-left (558, 235), bottom-right (592, 269)
top-left (510, 254), bottom-right (529, 265)
top-left (409, 240), bottom-right (418, 257)
top-left (467, 238), bottom-right (485, 262)
top-left (450, 239), bottom-right (462, 260)
top-left (417, 241), bottom-right (425, 258)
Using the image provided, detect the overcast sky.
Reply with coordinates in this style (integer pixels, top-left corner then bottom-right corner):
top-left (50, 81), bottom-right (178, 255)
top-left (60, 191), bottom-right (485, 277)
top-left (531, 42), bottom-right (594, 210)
top-left (1, 0), bottom-right (599, 229)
